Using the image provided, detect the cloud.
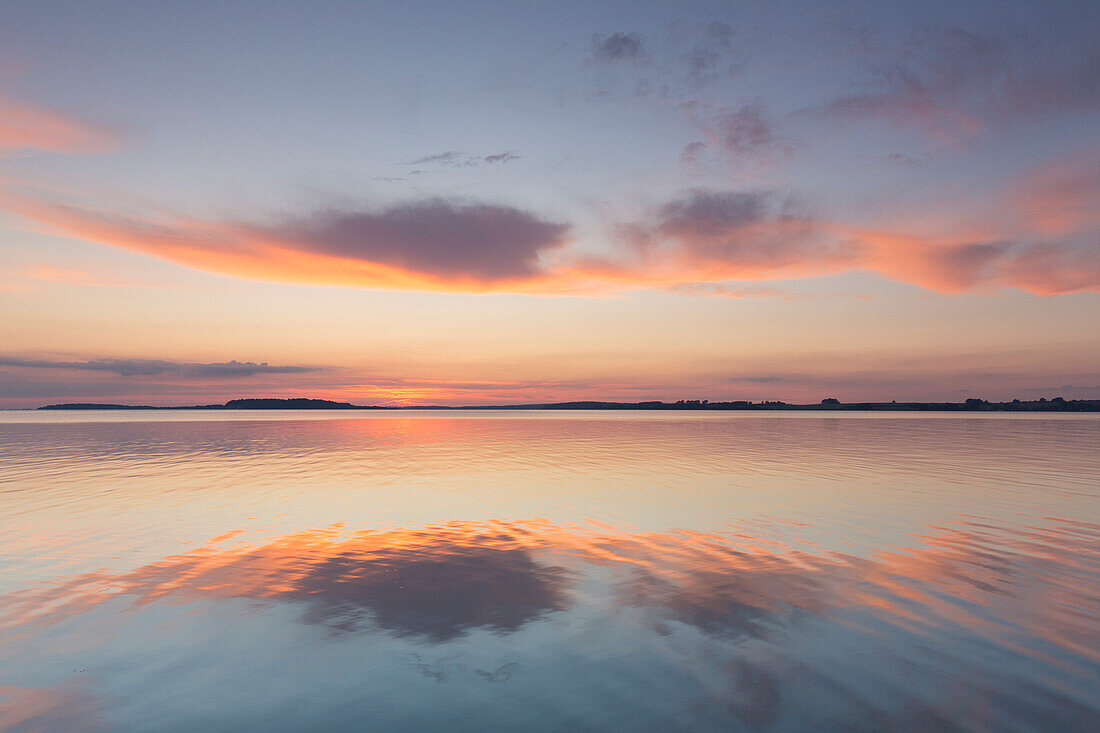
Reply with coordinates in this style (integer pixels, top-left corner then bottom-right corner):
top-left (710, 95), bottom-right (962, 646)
top-left (680, 20), bottom-right (739, 85)
top-left (635, 189), bottom-right (859, 280)
top-left (848, 154), bottom-right (1100, 295)
top-left (683, 100), bottom-right (790, 160)
top-left (403, 150), bottom-right (520, 169)
top-left (821, 229), bottom-right (1100, 295)
top-left (5, 265), bottom-right (176, 289)
top-left (0, 357), bottom-right (319, 378)
top-left (679, 141), bottom-right (707, 170)
top-left (665, 282), bottom-right (793, 299)
top-left (0, 96), bottom-right (115, 153)
top-left (1011, 153), bottom-right (1100, 235)
top-left (483, 151), bottom-right (520, 164)
top-left (4, 161), bottom-right (1097, 297)
top-left (257, 200), bottom-right (568, 281)
top-left (592, 32), bottom-right (646, 63)
top-left (404, 150), bottom-right (463, 165)
top-left (3, 194), bottom-right (571, 291)
top-left (603, 185), bottom-right (1099, 295)
top-left (808, 27), bottom-right (1100, 142)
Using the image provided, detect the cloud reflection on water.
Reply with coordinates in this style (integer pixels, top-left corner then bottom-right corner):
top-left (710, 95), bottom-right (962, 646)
top-left (2, 517), bottom-right (1098, 729)
top-left (6, 517), bottom-right (1098, 648)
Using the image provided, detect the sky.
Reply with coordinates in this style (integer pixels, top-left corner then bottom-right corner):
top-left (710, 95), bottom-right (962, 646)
top-left (1, 0), bottom-right (1098, 406)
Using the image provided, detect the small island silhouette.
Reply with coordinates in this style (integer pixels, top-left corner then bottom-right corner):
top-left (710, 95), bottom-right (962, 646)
top-left (37, 397), bottom-right (1100, 412)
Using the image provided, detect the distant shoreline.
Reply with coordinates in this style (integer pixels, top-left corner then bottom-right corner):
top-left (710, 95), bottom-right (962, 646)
top-left (35, 397), bottom-right (1100, 412)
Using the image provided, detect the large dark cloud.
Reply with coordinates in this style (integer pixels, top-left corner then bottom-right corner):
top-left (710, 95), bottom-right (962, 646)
top-left (254, 200), bottom-right (569, 281)
top-left (4, 192), bottom-right (567, 288)
top-left (649, 189), bottom-right (856, 271)
top-left (0, 357), bottom-right (318, 378)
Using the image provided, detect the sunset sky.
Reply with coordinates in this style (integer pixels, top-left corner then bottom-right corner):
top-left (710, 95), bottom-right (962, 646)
top-left (1, 0), bottom-right (1098, 406)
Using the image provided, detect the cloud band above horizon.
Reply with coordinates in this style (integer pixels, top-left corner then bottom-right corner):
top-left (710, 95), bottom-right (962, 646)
top-left (6, 175), bottom-right (1096, 296)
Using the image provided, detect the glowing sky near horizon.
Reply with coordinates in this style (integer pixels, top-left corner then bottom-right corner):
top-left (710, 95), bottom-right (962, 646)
top-left (1, 0), bottom-right (1098, 406)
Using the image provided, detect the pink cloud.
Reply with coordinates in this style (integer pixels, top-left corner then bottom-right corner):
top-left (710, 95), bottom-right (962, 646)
top-left (0, 96), bottom-right (115, 153)
top-left (1011, 153), bottom-right (1100, 236)
top-left (808, 28), bottom-right (1100, 144)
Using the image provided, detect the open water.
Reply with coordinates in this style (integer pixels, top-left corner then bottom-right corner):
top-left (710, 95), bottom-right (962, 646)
top-left (1, 411), bottom-right (1098, 731)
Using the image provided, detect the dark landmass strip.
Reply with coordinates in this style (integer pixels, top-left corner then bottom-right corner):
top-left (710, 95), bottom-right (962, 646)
top-left (39, 398), bottom-right (382, 411)
top-left (411, 397), bottom-right (1100, 411)
top-left (223, 398), bottom-right (373, 410)
top-left (38, 397), bottom-right (1100, 411)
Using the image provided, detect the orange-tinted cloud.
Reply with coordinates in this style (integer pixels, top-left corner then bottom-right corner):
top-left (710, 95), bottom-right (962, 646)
top-left (614, 188), bottom-right (1099, 295)
top-left (849, 229), bottom-right (1100, 295)
top-left (3, 172), bottom-right (1097, 296)
top-left (2, 194), bottom-right (572, 293)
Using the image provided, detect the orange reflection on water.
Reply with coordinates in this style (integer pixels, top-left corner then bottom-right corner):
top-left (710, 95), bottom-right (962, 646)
top-left (0, 681), bottom-right (106, 733)
top-left (4, 517), bottom-right (1097, 659)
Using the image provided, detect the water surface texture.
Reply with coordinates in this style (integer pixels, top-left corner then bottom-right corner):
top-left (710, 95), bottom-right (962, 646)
top-left (2, 412), bottom-right (1098, 731)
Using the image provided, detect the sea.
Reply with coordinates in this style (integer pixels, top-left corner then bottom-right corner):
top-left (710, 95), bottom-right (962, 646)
top-left (1, 410), bottom-right (1098, 731)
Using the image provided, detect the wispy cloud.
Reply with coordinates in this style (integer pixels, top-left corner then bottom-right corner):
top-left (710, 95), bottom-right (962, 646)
top-left (6, 266), bottom-right (175, 289)
top-left (665, 282), bottom-right (796, 300)
top-left (0, 357), bottom-right (320, 378)
top-left (806, 27), bottom-right (1100, 143)
top-left (404, 150), bottom-right (521, 168)
top-left (591, 32), bottom-right (646, 64)
top-left (677, 20), bottom-right (740, 86)
top-left (404, 151), bottom-right (464, 165)
top-left (483, 151), bottom-right (520, 164)
top-left (681, 100), bottom-right (792, 163)
top-left (0, 95), bottom-right (116, 154)
top-left (1010, 152), bottom-right (1100, 235)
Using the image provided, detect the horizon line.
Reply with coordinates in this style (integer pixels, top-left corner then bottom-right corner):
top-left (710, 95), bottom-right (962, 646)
top-left (21, 396), bottom-right (1100, 412)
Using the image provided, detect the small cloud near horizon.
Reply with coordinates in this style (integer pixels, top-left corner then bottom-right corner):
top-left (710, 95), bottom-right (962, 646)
top-left (0, 357), bottom-right (320, 378)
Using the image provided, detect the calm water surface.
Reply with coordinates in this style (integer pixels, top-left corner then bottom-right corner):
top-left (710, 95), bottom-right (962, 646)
top-left (1, 411), bottom-right (1098, 731)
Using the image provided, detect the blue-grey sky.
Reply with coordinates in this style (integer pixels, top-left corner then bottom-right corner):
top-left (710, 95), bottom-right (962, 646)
top-left (1, 0), bottom-right (1098, 405)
